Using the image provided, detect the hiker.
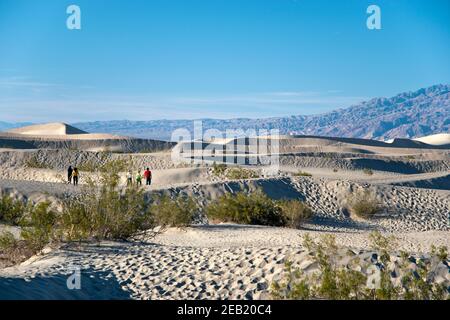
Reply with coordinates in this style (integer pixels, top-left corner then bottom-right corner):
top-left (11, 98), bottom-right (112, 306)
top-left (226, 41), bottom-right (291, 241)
top-left (144, 167), bottom-right (152, 186)
top-left (126, 170), bottom-right (133, 186)
top-left (67, 166), bottom-right (73, 184)
top-left (72, 167), bottom-right (79, 185)
top-left (136, 172), bottom-right (142, 186)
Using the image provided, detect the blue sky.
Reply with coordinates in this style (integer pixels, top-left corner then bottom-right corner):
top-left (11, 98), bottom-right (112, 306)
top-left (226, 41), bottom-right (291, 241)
top-left (0, 0), bottom-right (449, 122)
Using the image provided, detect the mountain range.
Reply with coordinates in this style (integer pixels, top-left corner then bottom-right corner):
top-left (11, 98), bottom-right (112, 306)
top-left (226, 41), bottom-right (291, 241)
top-left (1, 84), bottom-right (448, 141)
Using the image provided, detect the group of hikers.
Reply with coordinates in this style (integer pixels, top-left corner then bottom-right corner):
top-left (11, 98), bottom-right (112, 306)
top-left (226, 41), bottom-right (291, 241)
top-left (67, 166), bottom-right (79, 185)
top-left (67, 166), bottom-right (152, 187)
top-left (127, 168), bottom-right (152, 186)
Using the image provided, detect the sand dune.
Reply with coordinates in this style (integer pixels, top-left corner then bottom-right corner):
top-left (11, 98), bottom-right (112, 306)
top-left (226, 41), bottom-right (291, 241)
top-left (414, 133), bottom-right (450, 146)
top-left (0, 123), bottom-right (175, 152)
top-left (7, 122), bottom-right (88, 136)
top-left (0, 127), bottom-right (449, 300)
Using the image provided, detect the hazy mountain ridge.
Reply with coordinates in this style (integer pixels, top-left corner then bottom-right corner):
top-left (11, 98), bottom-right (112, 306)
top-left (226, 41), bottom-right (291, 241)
top-left (73, 85), bottom-right (449, 141)
top-left (1, 85), bottom-right (448, 141)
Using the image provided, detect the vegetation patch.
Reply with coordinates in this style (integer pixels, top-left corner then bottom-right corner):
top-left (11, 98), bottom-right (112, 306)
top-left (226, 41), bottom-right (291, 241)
top-left (226, 167), bottom-right (259, 180)
top-left (212, 162), bottom-right (227, 176)
top-left (206, 189), bottom-right (312, 228)
top-left (211, 163), bottom-right (260, 180)
top-left (277, 200), bottom-right (313, 228)
top-left (346, 189), bottom-right (381, 219)
top-left (0, 195), bottom-right (27, 225)
top-left (149, 194), bottom-right (198, 230)
top-left (0, 231), bottom-right (36, 268)
top-left (271, 233), bottom-right (449, 300)
top-left (293, 171), bottom-right (312, 177)
top-left (24, 155), bottom-right (51, 169)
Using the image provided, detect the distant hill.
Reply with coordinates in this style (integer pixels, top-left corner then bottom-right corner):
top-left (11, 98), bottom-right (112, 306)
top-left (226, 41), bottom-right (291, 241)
top-left (72, 84), bottom-right (449, 141)
top-left (2, 85), bottom-right (448, 142)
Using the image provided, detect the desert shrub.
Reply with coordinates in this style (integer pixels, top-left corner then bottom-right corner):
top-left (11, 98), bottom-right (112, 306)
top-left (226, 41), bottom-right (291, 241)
top-left (212, 162), bottom-right (227, 177)
top-left (20, 201), bottom-right (58, 251)
top-left (207, 190), bottom-right (285, 226)
top-left (346, 189), bottom-right (381, 219)
top-left (272, 235), bottom-right (368, 300)
top-left (271, 234), bottom-right (449, 300)
top-left (225, 167), bottom-right (259, 180)
top-left (77, 160), bottom-right (98, 172)
top-left (24, 155), bottom-right (51, 169)
top-left (293, 171), bottom-right (312, 177)
top-left (206, 189), bottom-right (312, 228)
top-left (0, 231), bottom-right (18, 251)
top-left (149, 194), bottom-right (197, 229)
top-left (0, 195), bottom-right (26, 225)
top-left (211, 163), bottom-right (259, 180)
top-left (278, 200), bottom-right (313, 228)
top-left (369, 231), bottom-right (397, 252)
top-left (363, 168), bottom-right (374, 175)
top-left (431, 245), bottom-right (448, 261)
top-left (333, 168), bottom-right (338, 173)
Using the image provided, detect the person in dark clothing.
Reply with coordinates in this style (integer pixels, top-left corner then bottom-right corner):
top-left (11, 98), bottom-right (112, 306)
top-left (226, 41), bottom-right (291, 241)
top-left (144, 168), bottom-right (152, 186)
top-left (68, 166), bottom-right (73, 184)
top-left (72, 167), bottom-right (79, 185)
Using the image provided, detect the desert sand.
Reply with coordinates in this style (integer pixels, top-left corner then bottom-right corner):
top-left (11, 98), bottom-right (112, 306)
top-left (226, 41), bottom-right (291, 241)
top-left (0, 226), bottom-right (448, 300)
top-left (0, 124), bottom-right (449, 299)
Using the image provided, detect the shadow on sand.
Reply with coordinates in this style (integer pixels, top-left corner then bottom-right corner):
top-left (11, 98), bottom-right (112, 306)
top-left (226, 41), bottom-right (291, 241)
top-left (0, 269), bottom-right (131, 300)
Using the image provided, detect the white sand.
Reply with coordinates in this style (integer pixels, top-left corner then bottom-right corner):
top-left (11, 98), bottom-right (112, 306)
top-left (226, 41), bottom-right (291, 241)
top-left (414, 133), bottom-right (450, 146)
top-left (0, 226), bottom-right (448, 300)
top-left (0, 131), bottom-right (449, 299)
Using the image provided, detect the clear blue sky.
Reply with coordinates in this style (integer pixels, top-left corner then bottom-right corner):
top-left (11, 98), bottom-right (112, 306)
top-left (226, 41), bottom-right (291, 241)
top-left (0, 0), bottom-right (449, 122)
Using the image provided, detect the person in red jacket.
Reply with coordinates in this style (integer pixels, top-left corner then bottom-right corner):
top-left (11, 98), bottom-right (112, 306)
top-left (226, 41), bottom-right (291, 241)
top-left (144, 168), bottom-right (152, 186)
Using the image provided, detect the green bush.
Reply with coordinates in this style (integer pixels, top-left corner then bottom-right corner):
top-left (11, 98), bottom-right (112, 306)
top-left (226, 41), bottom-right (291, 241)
top-left (206, 189), bottom-right (312, 228)
top-left (363, 168), bottom-right (374, 176)
top-left (431, 245), bottom-right (448, 261)
top-left (0, 231), bottom-right (18, 251)
top-left (278, 200), bottom-right (313, 228)
top-left (77, 160), bottom-right (98, 172)
top-left (207, 190), bottom-right (285, 226)
top-left (347, 189), bottom-right (381, 219)
top-left (225, 167), bottom-right (259, 180)
top-left (24, 155), bottom-right (51, 169)
top-left (293, 171), bottom-right (312, 177)
top-left (211, 164), bottom-right (260, 180)
top-left (271, 234), bottom-right (448, 300)
top-left (20, 202), bottom-right (57, 251)
top-left (0, 195), bottom-right (26, 225)
top-left (212, 162), bottom-right (227, 177)
top-left (149, 194), bottom-right (198, 229)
